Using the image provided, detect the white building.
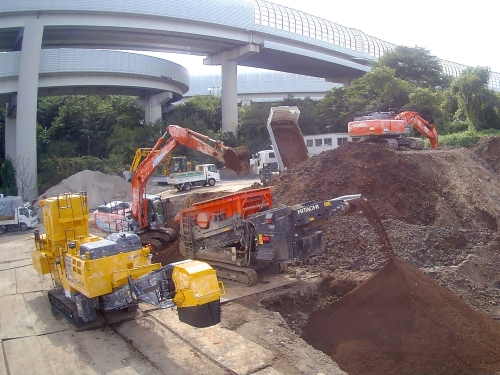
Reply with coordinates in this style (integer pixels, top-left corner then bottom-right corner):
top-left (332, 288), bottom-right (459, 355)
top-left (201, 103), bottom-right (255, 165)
top-left (303, 133), bottom-right (352, 156)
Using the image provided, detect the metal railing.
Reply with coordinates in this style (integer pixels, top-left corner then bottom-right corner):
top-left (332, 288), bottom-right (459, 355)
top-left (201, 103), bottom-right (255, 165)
top-left (251, 0), bottom-right (500, 91)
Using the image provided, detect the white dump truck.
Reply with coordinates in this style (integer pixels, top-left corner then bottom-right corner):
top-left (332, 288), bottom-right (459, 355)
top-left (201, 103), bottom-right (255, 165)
top-left (0, 196), bottom-right (38, 233)
top-left (153, 163), bottom-right (221, 191)
top-left (258, 106), bottom-right (310, 183)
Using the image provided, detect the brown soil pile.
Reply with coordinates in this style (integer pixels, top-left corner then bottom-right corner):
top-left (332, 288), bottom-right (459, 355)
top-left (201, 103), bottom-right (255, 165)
top-left (272, 141), bottom-right (499, 228)
top-left (271, 141), bottom-right (436, 223)
top-left (270, 141), bottom-right (500, 314)
top-left (302, 257), bottom-right (500, 375)
top-left (472, 136), bottom-right (500, 173)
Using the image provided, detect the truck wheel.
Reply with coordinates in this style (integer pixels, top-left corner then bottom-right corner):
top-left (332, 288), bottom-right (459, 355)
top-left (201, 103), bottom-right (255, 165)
top-left (182, 183), bottom-right (191, 191)
top-left (19, 223), bottom-right (28, 231)
top-left (175, 185), bottom-right (182, 191)
top-left (0, 225), bottom-right (5, 234)
top-left (208, 178), bottom-right (216, 186)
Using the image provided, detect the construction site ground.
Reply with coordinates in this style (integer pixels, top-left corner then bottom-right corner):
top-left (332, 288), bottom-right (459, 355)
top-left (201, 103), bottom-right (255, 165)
top-left (3, 139), bottom-right (500, 374)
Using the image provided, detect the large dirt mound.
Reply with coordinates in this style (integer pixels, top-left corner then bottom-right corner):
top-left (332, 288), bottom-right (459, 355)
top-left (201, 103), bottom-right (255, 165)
top-left (39, 170), bottom-right (132, 210)
top-left (302, 257), bottom-right (500, 375)
top-left (271, 141), bottom-right (500, 313)
top-left (472, 136), bottom-right (500, 173)
top-left (272, 142), bottom-right (500, 229)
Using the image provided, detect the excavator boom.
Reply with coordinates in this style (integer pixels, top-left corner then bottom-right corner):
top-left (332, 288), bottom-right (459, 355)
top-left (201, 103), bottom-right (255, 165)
top-left (166, 125), bottom-right (250, 176)
top-left (395, 111), bottom-right (439, 149)
top-left (132, 125), bottom-right (250, 229)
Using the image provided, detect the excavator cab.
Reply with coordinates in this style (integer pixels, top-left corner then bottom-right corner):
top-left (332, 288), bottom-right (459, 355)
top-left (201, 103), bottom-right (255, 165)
top-left (223, 145), bottom-right (251, 177)
top-left (146, 195), bottom-right (168, 230)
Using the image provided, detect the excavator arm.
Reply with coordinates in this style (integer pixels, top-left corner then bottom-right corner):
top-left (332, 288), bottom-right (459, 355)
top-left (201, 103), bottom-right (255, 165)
top-left (395, 111), bottom-right (439, 149)
top-left (166, 125), bottom-right (250, 174)
top-left (132, 125), bottom-right (250, 229)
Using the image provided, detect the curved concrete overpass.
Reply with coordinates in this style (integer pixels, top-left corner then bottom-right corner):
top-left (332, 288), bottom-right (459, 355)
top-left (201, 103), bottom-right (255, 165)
top-left (1, 0), bottom-right (498, 87)
top-left (185, 72), bottom-right (341, 104)
top-left (0, 48), bottom-right (189, 102)
top-left (0, 0), bottom-right (374, 81)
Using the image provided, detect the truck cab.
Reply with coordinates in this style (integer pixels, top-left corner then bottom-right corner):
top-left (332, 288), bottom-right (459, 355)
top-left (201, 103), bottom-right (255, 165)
top-left (195, 164), bottom-right (220, 182)
top-left (255, 150), bottom-right (279, 182)
top-left (0, 199), bottom-right (38, 233)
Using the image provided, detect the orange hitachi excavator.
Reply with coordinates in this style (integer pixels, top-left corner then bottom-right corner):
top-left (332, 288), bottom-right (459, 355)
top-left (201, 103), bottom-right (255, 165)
top-left (93, 125), bottom-right (250, 251)
top-left (348, 109), bottom-right (438, 150)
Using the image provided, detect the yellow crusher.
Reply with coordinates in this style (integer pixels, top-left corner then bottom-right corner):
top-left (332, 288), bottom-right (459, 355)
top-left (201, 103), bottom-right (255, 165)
top-left (31, 192), bottom-right (223, 327)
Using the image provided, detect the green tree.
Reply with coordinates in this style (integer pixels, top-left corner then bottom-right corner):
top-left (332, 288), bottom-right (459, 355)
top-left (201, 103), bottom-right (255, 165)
top-left (451, 67), bottom-right (500, 130)
top-left (346, 66), bottom-right (412, 113)
top-left (0, 158), bottom-right (18, 196)
top-left (404, 87), bottom-right (444, 128)
top-left (315, 66), bottom-right (412, 131)
top-left (107, 124), bottom-right (139, 163)
top-left (46, 95), bottom-right (144, 158)
top-left (167, 95), bottom-right (222, 132)
top-left (238, 102), bottom-right (275, 153)
top-left (37, 97), bottom-right (64, 131)
top-left (315, 87), bottom-right (351, 132)
top-left (377, 46), bottom-right (448, 88)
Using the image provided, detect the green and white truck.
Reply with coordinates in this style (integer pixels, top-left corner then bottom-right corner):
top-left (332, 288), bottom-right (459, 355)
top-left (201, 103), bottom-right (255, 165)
top-left (152, 164), bottom-right (221, 191)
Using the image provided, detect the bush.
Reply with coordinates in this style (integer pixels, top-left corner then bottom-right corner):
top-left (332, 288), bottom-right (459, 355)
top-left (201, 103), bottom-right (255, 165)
top-left (0, 158), bottom-right (18, 196)
top-left (442, 120), bottom-right (468, 135)
top-left (437, 130), bottom-right (500, 148)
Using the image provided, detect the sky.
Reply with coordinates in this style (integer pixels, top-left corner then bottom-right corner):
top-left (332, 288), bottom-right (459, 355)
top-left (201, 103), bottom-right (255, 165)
top-left (139, 0), bottom-right (500, 75)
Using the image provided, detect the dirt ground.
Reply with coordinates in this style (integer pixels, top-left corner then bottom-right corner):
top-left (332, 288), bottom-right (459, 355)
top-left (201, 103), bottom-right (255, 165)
top-left (149, 138), bottom-right (500, 375)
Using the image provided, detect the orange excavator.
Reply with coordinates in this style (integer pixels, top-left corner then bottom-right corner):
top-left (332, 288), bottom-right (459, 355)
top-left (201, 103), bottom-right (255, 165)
top-left (94, 125), bottom-right (250, 251)
top-left (348, 109), bottom-right (438, 150)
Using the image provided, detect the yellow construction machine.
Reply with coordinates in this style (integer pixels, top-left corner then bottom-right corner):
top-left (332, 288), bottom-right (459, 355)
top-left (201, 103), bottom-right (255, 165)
top-left (31, 192), bottom-right (223, 328)
top-left (124, 148), bottom-right (191, 181)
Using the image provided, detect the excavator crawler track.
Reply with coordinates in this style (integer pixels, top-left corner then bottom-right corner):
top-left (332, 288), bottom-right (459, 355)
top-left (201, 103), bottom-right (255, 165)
top-left (141, 238), bottom-right (163, 253)
top-left (140, 228), bottom-right (177, 252)
top-left (48, 289), bottom-right (88, 327)
top-left (208, 262), bottom-right (259, 286)
top-left (397, 137), bottom-right (425, 150)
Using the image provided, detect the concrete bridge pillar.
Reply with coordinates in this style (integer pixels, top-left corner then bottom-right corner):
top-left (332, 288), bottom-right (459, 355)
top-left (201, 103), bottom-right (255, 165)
top-left (135, 91), bottom-right (173, 124)
top-left (15, 19), bottom-right (44, 200)
top-left (221, 51), bottom-right (238, 137)
top-left (5, 104), bottom-right (16, 162)
top-left (204, 43), bottom-right (260, 137)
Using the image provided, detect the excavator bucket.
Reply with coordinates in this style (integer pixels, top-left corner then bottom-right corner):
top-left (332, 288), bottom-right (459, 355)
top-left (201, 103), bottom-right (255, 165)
top-left (223, 146), bottom-right (251, 177)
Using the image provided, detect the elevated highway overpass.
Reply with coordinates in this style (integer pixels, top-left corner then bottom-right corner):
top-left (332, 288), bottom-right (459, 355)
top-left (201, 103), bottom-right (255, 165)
top-left (1, 0), bottom-right (499, 199)
top-left (0, 48), bottom-right (189, 110)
